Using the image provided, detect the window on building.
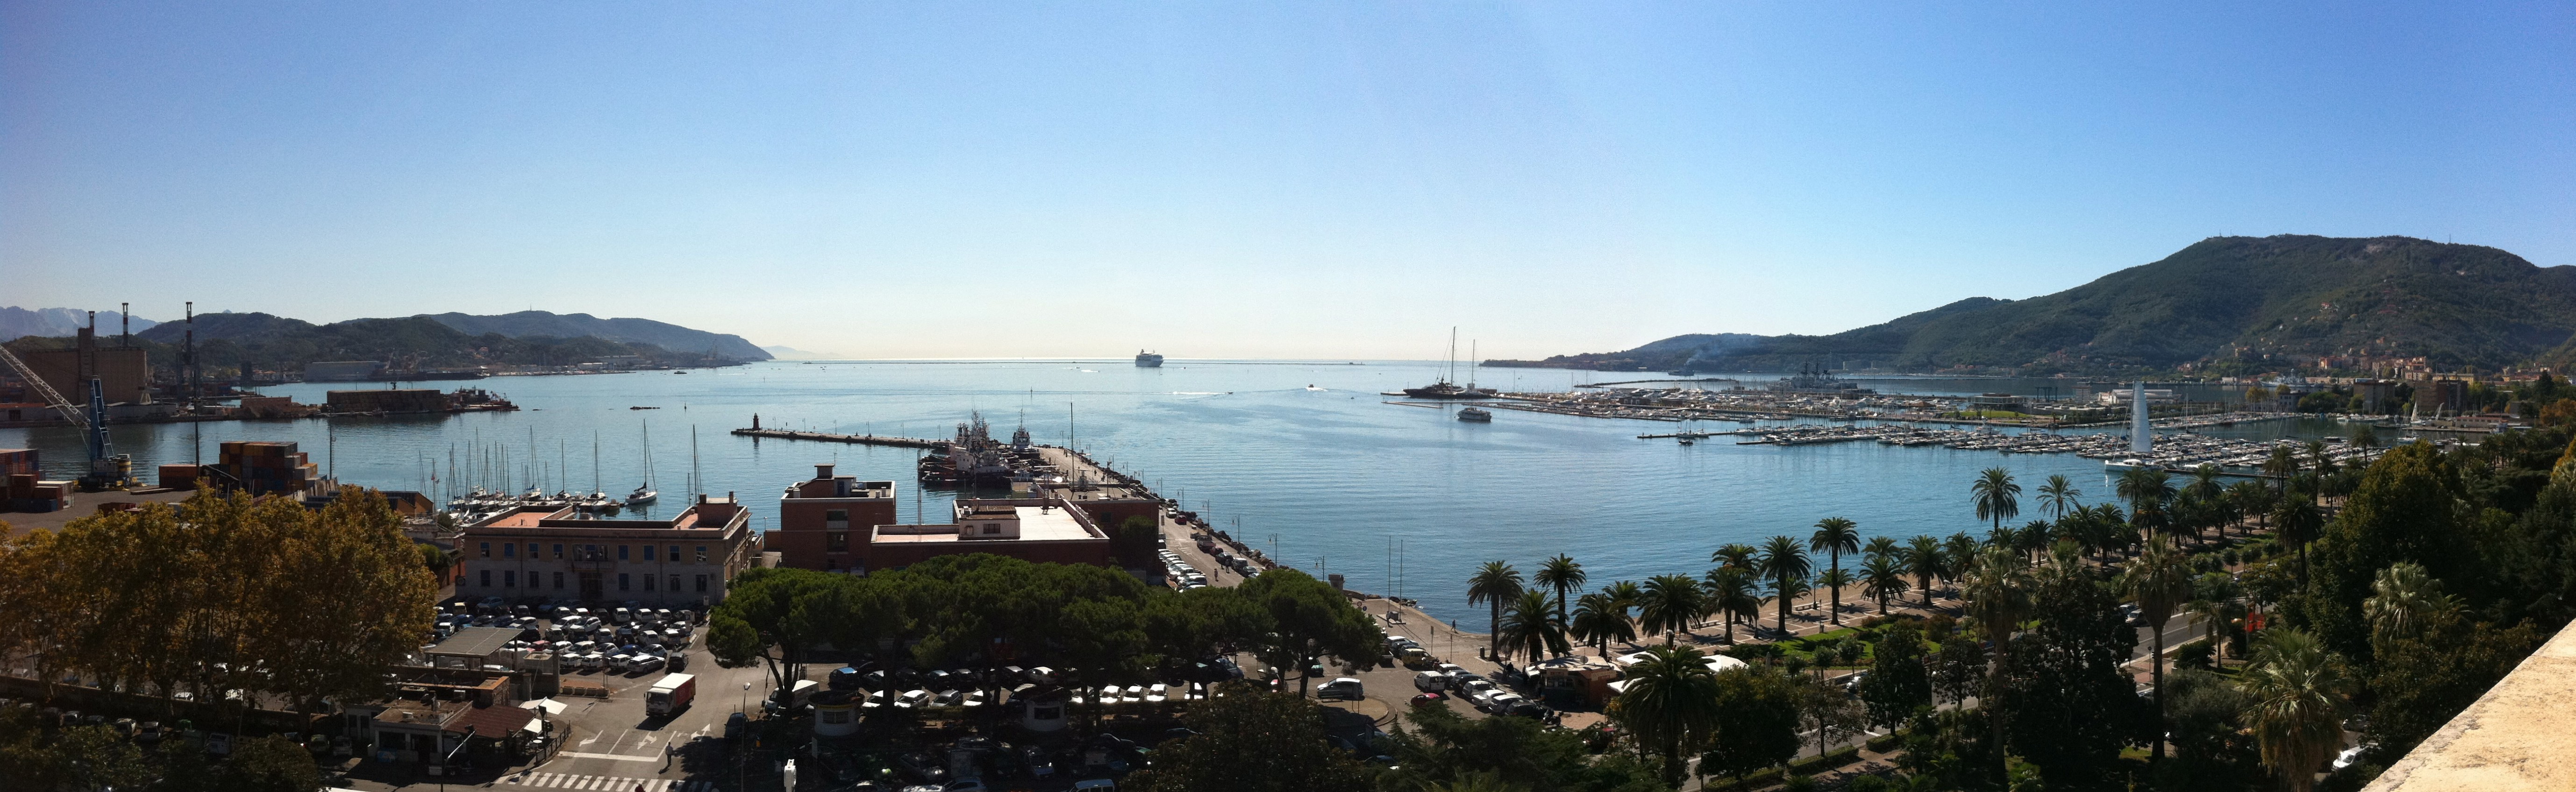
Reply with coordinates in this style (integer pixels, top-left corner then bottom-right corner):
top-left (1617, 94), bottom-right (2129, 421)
top-left (618, 545), bottom-right (630, 561)
top-left (527, 543), bottom-right (539, 558)
top-left (695, 574), bottom-right (708, 593)
top-left (669, 545), bottom-right (680, 562)
top-left (618, 573), bottom-right (630, 591)
top-left (644, 575), bottom-right (655, 591)
top-left (696, 546), bottom-right (707, 563)
top-left (553, 572), bottom-right (564, 589)
top-left (825, 509), bottom-right (848, 523)
top-left (503, 544), bottom-right (515, 559)
top-left (643, 545), bottom-right (656, 561)
top-left (552, 543), bottom-right (564, 559)
top-left (480, 542), bottom-right (492, 558)
top-left (480, 570), bottom-right (492, 587)
top-left (669, 575), bottom-right (680, 592)
top-left (826, 531), bottom-right (848, 552)
top-left (504, 571), bottom-right (516, 587)
top-left (983, 525), bottom-right (1000, 535)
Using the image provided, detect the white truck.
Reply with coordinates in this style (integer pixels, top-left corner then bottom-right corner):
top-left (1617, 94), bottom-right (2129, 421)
top-left (647, 673), bottom-right (696, 717)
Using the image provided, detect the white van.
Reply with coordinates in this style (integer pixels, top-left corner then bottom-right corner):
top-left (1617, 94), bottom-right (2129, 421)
top-left (1317, 678), bottom-right (1363, 700)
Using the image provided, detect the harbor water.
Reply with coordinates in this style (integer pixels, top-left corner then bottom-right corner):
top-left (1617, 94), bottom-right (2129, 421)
top-left (0, 361), bottom-right (2362, 631)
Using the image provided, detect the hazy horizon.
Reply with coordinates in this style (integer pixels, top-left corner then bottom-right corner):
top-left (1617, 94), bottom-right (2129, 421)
top-left (7, 2), bottom-right (2570, 359)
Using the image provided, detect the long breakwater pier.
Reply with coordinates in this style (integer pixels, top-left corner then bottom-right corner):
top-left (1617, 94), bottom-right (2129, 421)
top-left (729, 428), bottom-right (944, 449)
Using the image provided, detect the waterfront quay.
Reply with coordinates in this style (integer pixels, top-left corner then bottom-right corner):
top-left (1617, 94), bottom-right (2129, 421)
top-left (728, 427), bottom-right (942, 449)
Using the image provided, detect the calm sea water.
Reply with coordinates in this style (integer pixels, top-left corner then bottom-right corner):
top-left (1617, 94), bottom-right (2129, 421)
top-left (0, 361), bottom-right (2348, 630)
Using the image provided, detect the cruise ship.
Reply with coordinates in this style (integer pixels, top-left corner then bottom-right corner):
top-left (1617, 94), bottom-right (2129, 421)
top-left (1135, 350), bottom-right (1164, 368)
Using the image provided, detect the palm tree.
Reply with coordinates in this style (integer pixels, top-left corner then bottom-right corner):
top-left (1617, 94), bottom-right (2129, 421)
top-left (1534, 554), bottom-right (1588, 628)
top-left (2037, 474), bottom-right (2082, 523)
top-left (2305, 439), bottom-right (2336, 480)
top-left (1863, 535), bottom-right (1901, 560)
top-left (1769, 574), bottom-right (1815, 638)
top-left (2118, 467), bottom-right (2178, 539)
top-left (1756, 535), bottom-right (1813, 635)
top-left (1942, 532), bottom-right (1982, 592)
top-left (1902, 535), bottom-right (1946, 607)
top-left (2264, 444), bottom-right (2301, 493)
top-left (2365, 561), bottom-right (2457, 645)
top-left (1709, 543), bottom-right (1758, 571)
top-left (1603, 579), bottom-right (1644, 640)
top-left (1569, 592), bottom-right (1635, 658)
top-left (2119, 537), bottom-right (2195, 761)
top-left (2272, 498), bottom-right (2324, 587)
top-left (1814, 568), bottom-right (1852, 622)
top-left (2184, 464), bottom-right (2226, 543)
top-left (2241, 629), bottom-right (2349, 792)
top-left (1467, 561), bottom-right (1524, 659)
top-left (1497, 589), bottom-right (1570, 662)
top-left (1970, 467), bottom-right (2022, 534)
top-left (1700, 566), bottom-right (1760, 644)
top-left (1958, 545), bottom-right (2032, 779)
top-left (1810, 517), bottom-right (1861, 624)
top-left (1636, 574), bottom-right (1703, 645)
top-left (1859, 554), bottom-right (1909, 614)
top-left (2017, 519), bottom-right (2055, 561)
top-left (2226, 480), bottom-right (2272, 539)
top-left (1613, 644), bottom-right (1724, 786)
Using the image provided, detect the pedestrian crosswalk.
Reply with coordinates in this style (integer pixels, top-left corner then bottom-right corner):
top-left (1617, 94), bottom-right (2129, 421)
top-left (505, 772), bottom-right (713, 792)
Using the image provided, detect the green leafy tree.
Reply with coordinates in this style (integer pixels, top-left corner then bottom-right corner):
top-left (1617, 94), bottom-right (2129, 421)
top-left (1379, 700), bottom-right (1660, 792)
top-left (1126, 684), bottom-right (1372, 792)
top-left (219, 734), bottom-right (325, 792)
top-left (1240, 568), bottom-right (1383, 693)
top-left (2294, 442), bottom-right (2471, 660)
top-left (1958, 546), bottom-right (2032, 781)
top-left (1700, 665), bottom-right (1804, 782)
top-left (1810, 517), bottom-right (1862, 625)
top-left (1999, 552), bottom-right (2144, 788)
top-left (1859, 622), bottom-right (1933, 730)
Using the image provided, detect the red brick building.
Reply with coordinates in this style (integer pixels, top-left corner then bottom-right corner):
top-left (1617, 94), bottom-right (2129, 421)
top-left (772, 465), bottom-right (899, 572)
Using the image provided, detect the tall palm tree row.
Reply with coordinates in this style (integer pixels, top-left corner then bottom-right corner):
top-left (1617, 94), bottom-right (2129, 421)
top-left (1534, 553), bottom-right (1588, 627)
top-left (1466, 560), bottom-right (1524, 658)
top-left (1755, 535), bottom-right (1813, 635)
top-left (1809, 517), bottom-right (1861, 625)
top-left (2119, 537), bottom-right (2195, 762)
top-left (1958, 545), bottom-right (2033, 780)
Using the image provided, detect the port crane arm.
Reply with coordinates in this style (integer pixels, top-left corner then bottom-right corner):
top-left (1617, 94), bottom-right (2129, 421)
top-left (0, 342), bottom-right (90, 430)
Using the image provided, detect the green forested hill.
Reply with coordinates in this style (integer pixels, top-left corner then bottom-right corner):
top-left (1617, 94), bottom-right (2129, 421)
top-left (1505, 236), bottom-right (2576, 373)
top-left (2, 312), bottom-right (707, 376)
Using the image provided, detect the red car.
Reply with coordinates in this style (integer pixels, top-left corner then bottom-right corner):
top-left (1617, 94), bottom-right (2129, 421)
top-left (1410, 692), bottom-right (1447, 706)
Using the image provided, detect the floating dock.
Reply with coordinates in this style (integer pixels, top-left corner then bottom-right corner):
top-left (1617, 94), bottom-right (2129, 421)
top-left (729, 428), bottom-right (944, 449)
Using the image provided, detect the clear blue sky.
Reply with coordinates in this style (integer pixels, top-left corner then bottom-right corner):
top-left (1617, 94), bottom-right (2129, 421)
top-left (6, 2), bottom-right (2570, 358)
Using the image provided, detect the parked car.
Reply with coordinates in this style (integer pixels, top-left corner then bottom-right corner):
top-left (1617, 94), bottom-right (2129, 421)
top-left (1410, 692), bottom-right (1446, 706)
top-left (1316, 678), bottom-right (1364, 700)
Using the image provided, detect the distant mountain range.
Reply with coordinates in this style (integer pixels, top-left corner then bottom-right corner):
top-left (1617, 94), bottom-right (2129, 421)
top-left (2, 308), bottom-right (767, 375)
top-left (0, 307), bottom-right (159, 341)
top-left (1492, 235), bottom-right (2576, 375)
top-left (418, 311), bottom-right (769, 361)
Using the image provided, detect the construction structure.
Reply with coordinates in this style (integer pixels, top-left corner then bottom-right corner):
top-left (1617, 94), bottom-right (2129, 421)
top-left (0, 312), bottom-right (136, 491)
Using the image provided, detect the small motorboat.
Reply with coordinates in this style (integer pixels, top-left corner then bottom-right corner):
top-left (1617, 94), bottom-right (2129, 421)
top-left (1678, 437), bottom-right (1696, 446)
top-left (1456, 406), bottom-right (1493, 423)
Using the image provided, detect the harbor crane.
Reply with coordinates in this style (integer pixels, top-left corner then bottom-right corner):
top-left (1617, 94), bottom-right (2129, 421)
top-left (0, 342), bottom-right (134, 489)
